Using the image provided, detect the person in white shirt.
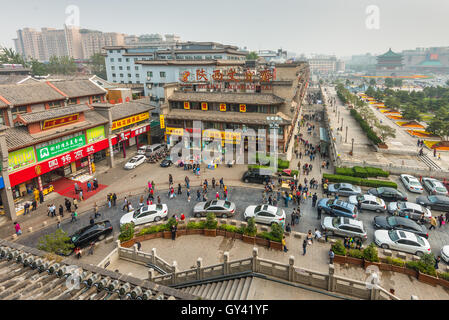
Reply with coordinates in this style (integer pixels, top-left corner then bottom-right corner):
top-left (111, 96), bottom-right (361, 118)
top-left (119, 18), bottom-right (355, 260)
top-left (314, 228), bottom-right (322, 240)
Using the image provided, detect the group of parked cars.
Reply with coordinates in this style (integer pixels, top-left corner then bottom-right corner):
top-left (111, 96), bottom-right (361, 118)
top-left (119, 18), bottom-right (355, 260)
top-left (124, 144), bottom-right (167, 169)
top-left (319, 173), bottom-right (449, 257)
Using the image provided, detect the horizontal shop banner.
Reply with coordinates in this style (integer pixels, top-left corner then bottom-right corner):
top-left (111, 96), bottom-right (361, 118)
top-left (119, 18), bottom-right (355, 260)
top-left (111, 125), bottom-right (150, 145)
top-left (9, 138), bottom-right (109, 187)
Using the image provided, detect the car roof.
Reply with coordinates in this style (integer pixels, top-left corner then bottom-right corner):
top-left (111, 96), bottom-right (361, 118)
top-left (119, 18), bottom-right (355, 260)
top-left (333, 200), bottom-right (356, 210)
top-left (260, 204), bottom-right (277, 214)
top-left (391, 216), bottom-right (419, 228)
top-left (402, 174), bottom-right (418, 180)
top-left (433, 195), bottom-right (449, 201)
top-left (340, 217), bottom-right (363, 227)
top-left (397, 230), bottom-right (420, 241)
top-left (339, 183), bottom-right (353, 188)
top-left (361, 194), bottom-right (379, 201)
top-left (403, 202), bottom-right (422, 210)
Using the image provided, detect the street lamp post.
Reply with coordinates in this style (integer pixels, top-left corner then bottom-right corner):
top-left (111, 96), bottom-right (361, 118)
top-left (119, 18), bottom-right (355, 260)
top-left (345, 126), bottom-right (348, 143)
top-left (350, 138), bottom-right (354, 156)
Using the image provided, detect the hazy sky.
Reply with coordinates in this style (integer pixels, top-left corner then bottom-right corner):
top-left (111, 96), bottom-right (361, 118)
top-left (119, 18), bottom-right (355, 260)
top-left (1, 0), bottom-right (449, 57)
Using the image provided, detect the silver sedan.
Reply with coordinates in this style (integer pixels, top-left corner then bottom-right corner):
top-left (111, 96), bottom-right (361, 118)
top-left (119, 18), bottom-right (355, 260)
top-left (328, 183), bottom-right (362, 197)
top-left (348, 194), bottom-right (386, 212)
top-left (193, 200), bottom-right (236, 218)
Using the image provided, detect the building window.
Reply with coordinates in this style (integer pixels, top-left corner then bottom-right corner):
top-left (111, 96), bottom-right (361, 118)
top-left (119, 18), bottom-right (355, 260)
top-left (112, 73), bottom-right (116, 77)
top-left (128, 73), bottom-right (132, 77)
top-left (194, 55), bottom-right (202, 60)
top-left (118, 58), bottom-right (122, 62)
top-left (160, 72), bottom-right (166, 78)
top-left (119, 66), bottom-right (123, 70)
top-left (147, 71), bottom-right (153, 77)
top-left (68, 98), bottom-right (78, 105)
top-left (205, 55), bottom-right (212, 60)
top-left (129, 81), bottom-right (132, 84)
top-left (135, 66), bottom-right (139, 70)
top-left (11, 106), bottom-right (27, 116)
top-left (136, 74), bottom-right (140, 78)
top-left (111, 66), bottom-right (115, 70)
top-left (110, 58), bottom-right (114, 62)
top-left (214, 55), bottom-right (222, 59)
top-left (136, 81), bottom-right (140, 84)
top-left (109, 50), bottom-right (113, 53)
top-left (127, 66), bottom-right (130, 70)
top-left (116, 50), bottom-right (120, 53)
top-left (126, 58), bottom-right (129, 62)
top-left (120, 74), bottom-right (124, 77)
top-left (92, 95), bottom-right (103, 103)
top-left (48, 101), bottom-right (62, 109)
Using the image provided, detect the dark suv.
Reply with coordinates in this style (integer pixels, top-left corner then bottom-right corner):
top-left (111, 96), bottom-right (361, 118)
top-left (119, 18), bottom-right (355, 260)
top-left (242, 170), bottom-right (271, 184)
top-left (317, 198), bottom-right (358, 219)
top-left (69, 220), bottom-right (113, 248)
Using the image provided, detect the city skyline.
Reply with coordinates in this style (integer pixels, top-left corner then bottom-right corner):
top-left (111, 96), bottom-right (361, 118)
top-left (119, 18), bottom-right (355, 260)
top-left (1, 0), bottom-right (449, 58)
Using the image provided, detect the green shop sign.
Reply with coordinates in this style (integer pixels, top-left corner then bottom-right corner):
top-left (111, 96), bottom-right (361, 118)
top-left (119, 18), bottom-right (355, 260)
top-left (86, 125), bottom-right (105, 143)
top-left (8, 146), bottom-right (36, 172)
top-left (36, 135), bottom-right (86, 162)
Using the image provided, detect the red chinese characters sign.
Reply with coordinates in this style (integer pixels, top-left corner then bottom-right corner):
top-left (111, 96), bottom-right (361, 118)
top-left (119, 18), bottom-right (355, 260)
top-left (42, 114), bottom-right (79, 130)
top-left (180, 69), bottom-right (274, 83)
top-left (111, 125), bottom-right (150, 145)
top-left (220, 104), bottom-right (226, 112)
top-left (239, 104), bottom-right (246, 113)
top-left (201, 102), bottom-right (208, 111)
top-left (184, 102), bottom-right (190, 110)
top-left (9, 138), bottom-right (110, 187)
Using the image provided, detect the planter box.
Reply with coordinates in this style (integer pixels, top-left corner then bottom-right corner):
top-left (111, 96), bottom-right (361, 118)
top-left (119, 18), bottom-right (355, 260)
top-left (225, 231), bottom-right (235, 239)
top-left (234, 233), bottom-right (243, 240)
top-left (187, 228), bottom-right (204, 235)
top-left (204, 229), bottom-right (217, 237)
top-left (418, 272), bottom-right (438, 286)
top-left (120, 239), bottom-right (135, 248)
top-left (333, 254), bottom-right (347, 264)
top-left (363, 260), bottom-right (381, 269)
top-left (437, 277), bottom-right (449, 289)
top-left (163, 231), bottom-right (172, 239)
top-left (378, 262), bottom-right (392, 271)
top-left (391, 265), bottom-right (406, 273)
top-left (177, 229), bottom-right (186, 237)
top-left (377, 143), bottom-right (388, 149)
top-left (269, 240), bottom-right (283, 251)
top-left (404, 267), bottom-right (418, 278)
top-left (255, 237), bottom-right (269, 247)
top-left (346, 256), bottom-right (363, 267)
top-left (217, 229), bottom-right (226, 236)
top-left (143, 232), bottom-right (163, 241)
top-left (242, 235), bottom-right (256, 245)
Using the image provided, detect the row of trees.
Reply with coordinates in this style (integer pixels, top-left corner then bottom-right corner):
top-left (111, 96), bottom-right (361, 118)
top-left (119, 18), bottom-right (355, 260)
top-left (364, 84), bottom-right (449, 140)
top-left (0, 47), bottom-right (106, 78)
top-left (337, 83), bottom-right (396, 143)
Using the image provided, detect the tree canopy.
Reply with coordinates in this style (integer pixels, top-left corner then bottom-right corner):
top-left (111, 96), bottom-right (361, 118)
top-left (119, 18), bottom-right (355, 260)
top-left (246, 51), bottom-right (259, 60)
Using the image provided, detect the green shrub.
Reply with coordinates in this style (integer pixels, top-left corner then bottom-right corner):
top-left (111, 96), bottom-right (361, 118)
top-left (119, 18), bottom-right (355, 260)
top-left (218, 224), bottom-right (240, 233)
top-left (278, 159), bottom-right (290, 170)
top-left (363, 243), bottom-right (379, 262)
top-left (323, 174), bottom-right (397, 189)
top-left (138, 224), bottom-right (166, 236)
top-left (405, 257), bottom-right (437, 276)
top-left (384, 256), bottom-right (405, 267)
top-left (335, 167), bottom-right (354, 176)
top-left (331, 240), bottom-right (347, 256)
top-left (119, 223), bottom-right (135, 242)
top-left (353, 166), bottom-right (369, 178)
top-left (187, 221), bottom-right (206, 229)
top-left (350, 108), bottom-right (383, 145)
top-left (269, 222), bottom-right (284, 242)
top-left (205, 212), bottom-right (218, 230)
top-left (257, 231), bottom-right (280, 242)
top-left (348, 249), bottom-right (364, 259)
top-left (166, 217), bottom-right (178, 229)
top-left (365, 167), bottom-right (389, 177)
top-left (323, 173), bottom-right (362, 185)
top-left (244, 217), bottom-right (257, 236)
top-left (360, 179), bottom-right (397, 189)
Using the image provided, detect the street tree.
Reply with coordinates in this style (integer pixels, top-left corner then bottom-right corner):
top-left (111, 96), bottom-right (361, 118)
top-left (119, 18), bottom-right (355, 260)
top-left (37, 229), bottom-right (74, 256)
top-left (90, 53), bottom-right (106, 79)
top-left (376, 124), bottom-right (396, 142)
top-left (394, 79), bottom-right (403, 87)
top-left (384, 78), bottom-right (394, 88)
top-left (401, 105), bottom-right (422, 121)
top-left (30, 58), bottom-right (48, 76)
top-left (427, 119), bottom-right (449, 140)
top-left (369, 79), bottom-right (376, 86)
top-left (245, 52), bottom-right (259, 60)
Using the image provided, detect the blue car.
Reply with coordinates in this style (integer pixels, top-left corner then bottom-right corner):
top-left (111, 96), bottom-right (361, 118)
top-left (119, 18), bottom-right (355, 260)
top-left (317, 198), bottom-right (358, 219)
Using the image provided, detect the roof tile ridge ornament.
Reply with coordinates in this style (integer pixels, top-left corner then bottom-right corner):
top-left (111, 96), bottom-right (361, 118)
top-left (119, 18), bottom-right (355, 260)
top-left (45, 81), bottom-right (68, 98)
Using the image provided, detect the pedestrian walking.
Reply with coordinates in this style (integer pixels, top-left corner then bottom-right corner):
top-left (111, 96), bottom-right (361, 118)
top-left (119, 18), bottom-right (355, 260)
top-left (178, 183), bottom-right (182, 195)
top-left (429, 216), bottom-right (437, 230)
top-left (171, 223), bottom-right (177, 240)
top-left (24, 202), bottom-right (30, 215)
top-left (79, 190), bottom-right (83, 201)
top-left (219, 177), bottom-right (224, 188)
top-left (122, 197), bottom-right (128, 211)
top-left (14, 222), bottom-right (22, 236)
top-left (74, 247), bottom-right (82, 259)
top-left (112, 193), bottom-right (117, 206)
top-left (312, 193), bottom-right (318, 208)
top-left (136, 241), bottom-right (142, 251)
top-left (71, 211), bottom-right (78, 223)
top-left (357, 200), bottom-right (362, 213)
top-left (59, 204), bottom-right (64, 217)
top-left (435, 256), bottom-right (441, 270)
top-left (87, 181), bottom-right (92, 192)
top-left (302, 239), bottom-right (307, 255)
top-left (212, 178), bottom-right (216, 189)
top-left (88, 242), bottom-right (95, 255)
top-left (93, 178), bottom-right (98, 190)
top-left (329, 249), bottom-right (335, 264)
top-left (439, 214), bottom-right (444, 228)
top-left (94, 203), bottom-right (100, 218)
top-left (282, 236), bottom-right (288, 252)
top-left (39, 190), bottom-right (44, 204)
top-left (89, 216), bottom-right (95, 225)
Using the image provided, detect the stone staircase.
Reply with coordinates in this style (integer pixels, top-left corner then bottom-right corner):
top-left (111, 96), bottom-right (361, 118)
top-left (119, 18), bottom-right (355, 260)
top-left (178, 276), bottom-right (253, 300)
top-left (418, 154), bottom-right (441, 171)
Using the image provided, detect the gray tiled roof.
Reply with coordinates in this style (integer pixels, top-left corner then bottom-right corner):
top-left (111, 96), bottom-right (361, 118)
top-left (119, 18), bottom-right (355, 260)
top-left (49, 79), bottom-right (106, 98)
top-left (18, 104), bottom-right (92, 124)
top-left (6, 110), bottom-right (108, 151)
top-left (110, 98), bottom-right (155, 121)
top-left (168, 91), bottom-right (285, 105)
top-left (0, 82), bottom-right (65, 106)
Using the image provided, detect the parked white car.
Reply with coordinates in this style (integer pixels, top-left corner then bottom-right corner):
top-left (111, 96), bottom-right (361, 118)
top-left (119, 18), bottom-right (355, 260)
top-left (124, 155), bottom-right (146, 169)
top-left (321, 217), bottom-right (367, 241)
top-left (374, 229), bottom-right (431, 256)
top-left (348, 194), bottom-right (386, 212)
top-left (422, 177), bottom-right (449, 196)
top-left (400, 174), bottom-right (423, 193)
top-left (441, 245), bottom-right (449, 263)
top-left (244, 204), bottom-right (286, 226)
top-left (120, 204), bottom-right (168, 226)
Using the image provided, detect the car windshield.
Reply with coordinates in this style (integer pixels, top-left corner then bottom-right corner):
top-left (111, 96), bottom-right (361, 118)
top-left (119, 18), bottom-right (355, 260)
top-left (129, 159), bottom-right (137, 163)
top-left (255, 205), bottom-right (262, 213)
top-left (334, 184), bottom-right (340, 189)
top-left (377, 187), bottom-right (385, 194)
top-left (397, 202), bottom-right (406, 209)
top-left (387, 216), bottom-right (397, 226)
top-left (436, 187), bottom-right (447, 193)
top-left (156, 204), bottom-right (162, 211)
top-left (204, 201), bottom-right (212, 208)
top-left (138, 147), bottom-right (146, 151)
top-left (410, 181), bottom-right (421, 186)
top-left (428, 196), bottom-right (438, 203)
top-left (375, 198), bottom-right (383, 205)
top-left (416, 235), bottom-right (425, 246)
top-left (223, 201), bottom-right (231, 209)
top-left (132, 209), bottom-right (141, 218)
top-left (332, 217), bottom-right (340, 227)
top-left (388, 230), bottom-right (399, 241)
top-left (276, 208), bottom-right (283, 216)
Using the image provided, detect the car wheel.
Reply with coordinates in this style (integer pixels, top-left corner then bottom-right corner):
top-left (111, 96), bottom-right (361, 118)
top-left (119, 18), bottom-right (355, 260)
top-left (375, 209), bottom-right (381, 213)
top-left (244, 179), bottom-right (249, 183)
top-left (222, 214), bottom-right (227, 219)
top-left (154, 216), bottom-right (161, 222)
top-left (195, 213), bottom-right (202, 218)
top-left (416, 251), bottom-right (424, 257)
top-left (98, 234), bottom-right (105, 241)
top-left (381, 244), bottom-right (389, 249)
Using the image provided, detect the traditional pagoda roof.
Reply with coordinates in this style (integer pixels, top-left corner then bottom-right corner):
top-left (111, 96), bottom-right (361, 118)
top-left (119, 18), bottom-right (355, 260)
top-left (17, 104), bottom-right (92, 125)
top-left (168, 91), bottom-right (285, 105)
top-left (378, 48), bottom-right (402, 58)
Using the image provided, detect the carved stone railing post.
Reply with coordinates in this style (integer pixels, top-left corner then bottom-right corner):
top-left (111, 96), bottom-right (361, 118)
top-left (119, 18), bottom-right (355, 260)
top-left (252, 247), bottom-right (258, 272)
top-left (223, 252), bottom-right (229, 275)
top-left (328, 264), bottom-right (336, 292)
top-left (151, 248), bottom-right (156, 265)
top-left (196, 257), bottom-right (203, 281)
top-left (288, 256), bottom-right (295, 281)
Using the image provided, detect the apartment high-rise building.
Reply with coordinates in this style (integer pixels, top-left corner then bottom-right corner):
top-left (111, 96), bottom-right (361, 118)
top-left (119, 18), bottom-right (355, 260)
top-left (80, 31), bottom-right (125, 59)
top-left (64, 25), bottom-right (83, 60)
top-left (14, 28), bottom-right (45, 61)
top-left (41, 28), bottom-right (68, 60)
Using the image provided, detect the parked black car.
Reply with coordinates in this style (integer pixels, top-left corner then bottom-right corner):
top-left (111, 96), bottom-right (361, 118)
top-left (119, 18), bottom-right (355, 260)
top-left (373, 216), bottom-right (428, 239)
top-left (160, 159), bottom-right (173, 167)
top-left (242, 170), bottom-right (271, 184)
top-left (368, 187), bottom-right (407, 202)
top-left (416, 195), bottom-right (449, 211)
top-left (69, 220), bottom-right (113, 248)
